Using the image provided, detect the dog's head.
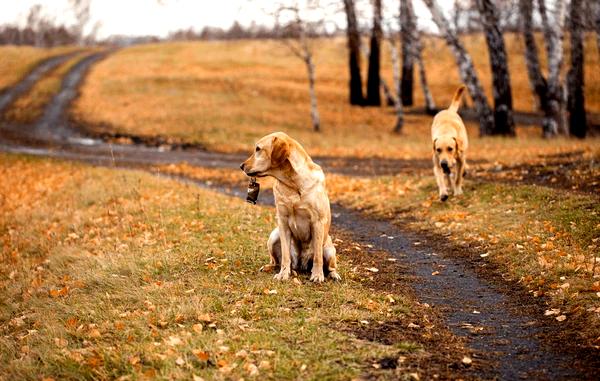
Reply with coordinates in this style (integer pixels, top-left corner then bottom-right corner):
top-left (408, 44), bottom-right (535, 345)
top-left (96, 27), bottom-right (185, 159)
top-left (433, 136), bottom-right (461, 174)
top-left (240, 132), bottom-right (291, 177)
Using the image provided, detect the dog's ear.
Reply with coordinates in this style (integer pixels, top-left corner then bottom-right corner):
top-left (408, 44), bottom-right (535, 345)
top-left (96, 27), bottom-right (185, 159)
top-left (453, 137), bottom-right (464, 155)
top-left (432, 138), bottom-right (438, 152)
top-left (271, 136), bottom-right (291, 167)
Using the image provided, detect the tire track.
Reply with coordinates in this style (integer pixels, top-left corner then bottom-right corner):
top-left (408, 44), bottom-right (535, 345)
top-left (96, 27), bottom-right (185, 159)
top-left (0, 52), bottom-right (78, 115)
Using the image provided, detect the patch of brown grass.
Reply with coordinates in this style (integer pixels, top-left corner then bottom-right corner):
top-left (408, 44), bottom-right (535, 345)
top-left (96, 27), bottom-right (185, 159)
top-left (0, 154), bottom-right (473, 380)
top-left (152, 162), bottom-right (600, 347)
top-left (72, 35), bottom-right (599, 159)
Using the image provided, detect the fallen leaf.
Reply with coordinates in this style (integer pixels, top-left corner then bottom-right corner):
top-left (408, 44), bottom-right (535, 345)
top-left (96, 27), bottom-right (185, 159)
top-left (259, 360), bottom-right (271, 370)
top-left (175, 357), bottom-right (185, 366)
top-left (366, 267), bottom-right (379, 273)
top-left (88, 329), bottom-right (101, 339)
top-left (192, 375), bottom-right (205, 381)
top-left (244, 363), bottom-right (259, 377)
top-left (235, 349), bottom-right (248, 358)
top-left (462, 356), bottom-right (473, 366)
top-left (197, 313), bottom-right (211, 322)
top-left (128, 355), bottom-right (140, 365)
top-left (192, 350), bottom-right (210, 361)
top-left (54, 337), bottom-right (68, 347)
top-left (556, 315), bottom-right (567, 322)
top-left (431, 271), bottom-right (440, 276)
top-left (165, 336), bottom-right (183, 346)
top-left (192, 323), bottom-right (203, 333)
top-left (408, 322), bottom-right (420, 329)
top-left (544, 308), bottom-right (560, 316)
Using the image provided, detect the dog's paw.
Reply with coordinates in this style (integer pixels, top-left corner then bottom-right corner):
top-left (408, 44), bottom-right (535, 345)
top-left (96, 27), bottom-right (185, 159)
top-left (440, 193), bottom-right (449, 202)
top-left (310, 270), bottom-right (325, 283)
top-left (328, 271), bottom-right (342, 281)
top-left (273, 269), bottom-right (290, 281)
top-left (454, 188), bottom-right (463, 196)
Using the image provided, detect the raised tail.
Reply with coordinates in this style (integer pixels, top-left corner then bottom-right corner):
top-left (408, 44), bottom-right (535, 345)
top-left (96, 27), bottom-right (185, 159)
top-left (448, 85), bottom-right (466, 112)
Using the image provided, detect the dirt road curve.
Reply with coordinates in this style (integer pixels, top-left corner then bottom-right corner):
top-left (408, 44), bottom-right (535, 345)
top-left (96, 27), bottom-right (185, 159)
top-left (1, 51), bottom-right (598, 380)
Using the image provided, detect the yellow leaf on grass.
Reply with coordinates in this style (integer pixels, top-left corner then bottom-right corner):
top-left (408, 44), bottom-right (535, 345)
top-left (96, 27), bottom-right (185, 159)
top-left (192, 323), bottom-right (203, 333)
top-left (165, 336), bottom-right (183, 346)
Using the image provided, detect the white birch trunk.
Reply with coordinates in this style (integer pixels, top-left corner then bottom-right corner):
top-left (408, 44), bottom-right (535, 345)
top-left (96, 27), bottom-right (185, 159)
top-left (424, 0), bottom-right (494, 135)
top-left (538, 0), bottom-right (567, 137)
top-left (388, 38), bottom-right (404, 133)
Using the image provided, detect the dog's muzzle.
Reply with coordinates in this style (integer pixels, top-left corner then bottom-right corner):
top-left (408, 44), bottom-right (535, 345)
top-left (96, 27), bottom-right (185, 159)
top-left (440, 160), bottom-right (451, 175)
top-left (246, 177), bottom-right (260, 204)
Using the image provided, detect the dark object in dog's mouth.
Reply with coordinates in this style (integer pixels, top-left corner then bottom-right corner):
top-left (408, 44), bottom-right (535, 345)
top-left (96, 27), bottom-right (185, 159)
top-left (246, 177), bottom-right (260, 204)
top-left (441, 162), bottom-right (451, 175)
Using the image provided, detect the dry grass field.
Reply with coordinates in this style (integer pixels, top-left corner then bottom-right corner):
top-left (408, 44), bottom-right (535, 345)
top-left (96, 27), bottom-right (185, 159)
top-left (154, 162), bottom-right (600, 346)
top-left (72, 34), bottom-right (600, 159)
top-left (0, 46), bottom-right (79, 93)
top-left (0, 154), bottom-right (473, 380)
top-left (1, 31), bottom-right (599, 379)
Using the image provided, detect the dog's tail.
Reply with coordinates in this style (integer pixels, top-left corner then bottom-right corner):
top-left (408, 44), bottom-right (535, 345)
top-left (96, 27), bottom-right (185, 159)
top-left (448, 85), bottom-right (466, 113)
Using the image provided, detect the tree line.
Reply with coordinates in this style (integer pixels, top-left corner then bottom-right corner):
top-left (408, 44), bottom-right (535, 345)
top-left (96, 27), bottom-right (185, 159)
top-left (341, 0), bottom-right (596, 138)
top-left (2, 0), bottom-right (597, 138)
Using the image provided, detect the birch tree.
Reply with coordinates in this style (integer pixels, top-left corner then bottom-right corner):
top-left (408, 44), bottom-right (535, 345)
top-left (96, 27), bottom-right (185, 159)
top-left (519, 0), bottom-right (548, 112)
top-left (414, 40), bottom-right (436, 114)
top-left (567, 0), bottom-right (586, 138)
top-left (538, 0), bottom-right (567, 137)
top-left (400, 0), bottom-right (415, 106)
top-left (276, 3), bottom-right (322, 132)
top-left (343, 0), bottom-right (364, 105)
top-left (386, 33), bottom-right (404, 133)
top-left (592, 1), bottom-right (600, 53)
top-left (476, 0), bottom-right (515, 136)
top-left (423, 0), bottom-right (494, 136)
top-left (366, 0), bottom-right (383, 106)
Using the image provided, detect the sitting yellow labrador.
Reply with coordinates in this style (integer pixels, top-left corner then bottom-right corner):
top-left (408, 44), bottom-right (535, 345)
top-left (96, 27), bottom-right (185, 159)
top-left (431, 85), bottom-right (469, 201)
top-left (240, 132), bottom-right (340, 282)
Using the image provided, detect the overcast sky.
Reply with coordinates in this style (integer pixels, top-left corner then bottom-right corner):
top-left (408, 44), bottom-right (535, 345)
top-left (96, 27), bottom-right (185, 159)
top-left (0, 0), bottom-right (440, 39)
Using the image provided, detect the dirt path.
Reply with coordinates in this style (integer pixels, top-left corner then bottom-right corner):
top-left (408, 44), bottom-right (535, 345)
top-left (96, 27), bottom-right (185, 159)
top-left (0, 52), bottom-right (79, 114)
top-left (1, 50), bottom-right (599, 379)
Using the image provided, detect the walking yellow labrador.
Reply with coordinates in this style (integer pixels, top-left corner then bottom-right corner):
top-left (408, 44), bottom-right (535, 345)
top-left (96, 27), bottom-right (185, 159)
top-left (431, 85), bottom-right (469, 201)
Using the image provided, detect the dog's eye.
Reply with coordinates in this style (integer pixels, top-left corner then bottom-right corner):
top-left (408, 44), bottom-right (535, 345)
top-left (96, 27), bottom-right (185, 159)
top-left (255, 146), bottom-right (260, 152)
top-left (448, 147), bottom-right (453, 152)
top-left (436, 148), bottom-right (442, 153)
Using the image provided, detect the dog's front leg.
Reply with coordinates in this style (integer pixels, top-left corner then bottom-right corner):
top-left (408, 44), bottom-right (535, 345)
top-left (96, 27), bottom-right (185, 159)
top-left (309, 220), bottom-right (326, 283)
top-left (273, 222), bottom-right (292, 281)
top-left (455, 157), bottom-right (465, 195)
top-left (433, 158), bottom-right (449, 201)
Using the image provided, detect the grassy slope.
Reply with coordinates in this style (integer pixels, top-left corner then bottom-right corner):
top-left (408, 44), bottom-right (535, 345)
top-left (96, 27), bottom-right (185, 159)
top-left (72, 34), bottom-right (600, 157)
top-left (0, 46), bottom-right (79, 93)
top-left (0, 154), bottom-right (470, 380)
